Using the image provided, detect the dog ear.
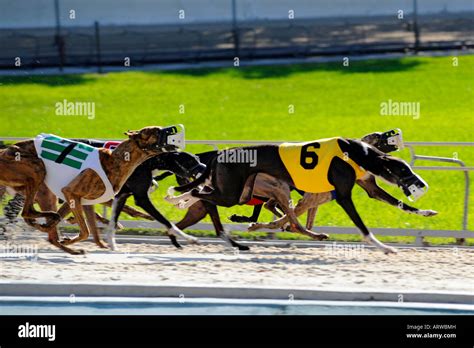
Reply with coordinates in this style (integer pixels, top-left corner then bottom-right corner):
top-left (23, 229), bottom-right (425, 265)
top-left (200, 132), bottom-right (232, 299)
top-left (124, 130), bottom-right (139, 137)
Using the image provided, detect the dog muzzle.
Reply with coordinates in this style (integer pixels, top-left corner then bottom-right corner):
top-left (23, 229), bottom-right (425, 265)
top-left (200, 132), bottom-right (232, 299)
top-left (378, 129), bottom-right (404, 153)
top-left (161, 124), bottom-right (185, 151)
top-left (400, 175), bottom-right (428, 201)
top-left (190, 163), bottom-right (207, 180)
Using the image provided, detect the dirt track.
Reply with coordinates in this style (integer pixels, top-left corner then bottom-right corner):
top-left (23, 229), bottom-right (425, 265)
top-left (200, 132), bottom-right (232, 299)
top-left (1, 232), bottom-right (473, 293)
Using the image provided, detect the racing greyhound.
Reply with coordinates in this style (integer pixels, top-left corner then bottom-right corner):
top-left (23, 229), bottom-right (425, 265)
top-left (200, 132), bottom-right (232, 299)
top-left (166, 136), bottom-right (431, 254)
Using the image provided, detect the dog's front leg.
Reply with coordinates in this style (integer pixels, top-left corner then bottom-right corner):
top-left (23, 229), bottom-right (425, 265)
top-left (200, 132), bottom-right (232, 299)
top-left (60, 177), bottom-right (93, 249)
top-left (84, 205), bottom-right (107, 249)
top-left (103, 193), bottom-right (131, 251)
top-left (356, 176), bottom-right (437, 217)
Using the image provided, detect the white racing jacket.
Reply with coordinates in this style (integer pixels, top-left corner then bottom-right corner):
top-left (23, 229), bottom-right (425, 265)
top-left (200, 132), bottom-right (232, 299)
top-left (34, 133), bottom-right (115, 205)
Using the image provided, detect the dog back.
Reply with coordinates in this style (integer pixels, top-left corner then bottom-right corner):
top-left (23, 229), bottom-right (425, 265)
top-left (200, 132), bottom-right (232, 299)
top-left (278, 137), bottom-right (365, 193)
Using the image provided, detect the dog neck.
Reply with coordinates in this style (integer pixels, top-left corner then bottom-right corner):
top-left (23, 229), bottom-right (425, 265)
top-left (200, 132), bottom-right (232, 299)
top-left (99, 139), bottom-right (156, 192)
top-left (337, 138), bottom-right (385, 176)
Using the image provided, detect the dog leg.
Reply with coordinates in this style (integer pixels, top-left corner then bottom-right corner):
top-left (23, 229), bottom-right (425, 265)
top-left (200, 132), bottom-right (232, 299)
top-left (174, 202), bottom-right (210, 249)
top-left (135, 192), bottom-right (198, 245)
top-left (101, 199), bottom-right (154, 220)
top-left (84, 205), bottom-right (107, 249)
top-left (206, 202), bottom-right (249, 251)
top-left (337, 196), bottom-right (396, 254)
top-left (45, 203), bottom-right (85, 255)
top-left (165, 188), bottom-right (203, 209)
top-left (249, 192), bottom-right (330, 232)
top-left (21, 179), bottom-right (60, 230)
top-left (305, 207), bottom-right (318, 230)
top-left (249, 183), bottom-right (328, 240)
top-left (104, 192), bottom-right (131, 251)
top-left (357, 176), bottom-right (437, 217)
top-left (263, 199), bottom-right (283, 218)
top-left (60, 191), bottom-right (90, 247)
top-left (229, 204), bottom-right (263, 223)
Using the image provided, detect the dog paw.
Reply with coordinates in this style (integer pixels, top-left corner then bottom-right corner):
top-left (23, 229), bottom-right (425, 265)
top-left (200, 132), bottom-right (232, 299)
top-left (248, 223), bottom-right (260, 232)
top-left (315, 233), bottom-right (329, 241)
top-left (229, 214), bottom-right (247, 223)
top-left (383, 246), bottom-right (398, 255)
top-left (418, 209), bottom-right (438, 217)
top-left (187, 236), bottom-right (200, 244)
top-left (177, 200), bottom-right (187, 209)
top-left (69, 249), bottom-right (86, 255)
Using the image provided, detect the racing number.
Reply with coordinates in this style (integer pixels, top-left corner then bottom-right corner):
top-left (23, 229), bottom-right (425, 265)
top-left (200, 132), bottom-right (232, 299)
top-left (299, 142), bottom-right (320, 169)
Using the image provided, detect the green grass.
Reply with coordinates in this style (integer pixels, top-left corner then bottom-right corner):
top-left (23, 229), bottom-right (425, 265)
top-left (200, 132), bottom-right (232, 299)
top-left (1, 55), bottom-right (473, 244)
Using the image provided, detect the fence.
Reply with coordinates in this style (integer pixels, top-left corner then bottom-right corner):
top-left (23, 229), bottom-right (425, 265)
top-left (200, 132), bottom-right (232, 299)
top-left (0, 0), bottom-right (473, 69)
top-left (0, 137), bottom-right (472, 245)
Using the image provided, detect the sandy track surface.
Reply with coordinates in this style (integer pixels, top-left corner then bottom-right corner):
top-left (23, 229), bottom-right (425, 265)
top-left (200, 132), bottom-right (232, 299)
top-left (1, 231), bottom-right (473, 293)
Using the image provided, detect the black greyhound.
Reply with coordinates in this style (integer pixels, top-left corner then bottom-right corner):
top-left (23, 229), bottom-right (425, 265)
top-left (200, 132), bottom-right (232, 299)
top-left (103, 151), bottom-right (206, 250)
top-left (166, 137), bottom-right (431, 254)
top-left (229, 129), bottom-right (405, 224)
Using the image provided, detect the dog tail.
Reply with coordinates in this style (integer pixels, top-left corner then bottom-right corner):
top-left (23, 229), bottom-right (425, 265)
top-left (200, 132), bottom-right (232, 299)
top-left (172, 160), bottom-right (212, 193)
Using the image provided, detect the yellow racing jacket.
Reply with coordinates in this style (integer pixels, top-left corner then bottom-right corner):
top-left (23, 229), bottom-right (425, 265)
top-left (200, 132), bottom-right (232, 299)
top-left (278, 137), bottom-right (366, 193)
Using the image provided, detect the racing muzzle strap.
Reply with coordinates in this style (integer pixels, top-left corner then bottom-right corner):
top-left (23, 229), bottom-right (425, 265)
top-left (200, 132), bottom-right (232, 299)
top-left (399, 174), bottom-right (428, 202)
top-left (161, 124), bottom-right (185, 151)
top-left (379, 129), bottom-right (404, 153)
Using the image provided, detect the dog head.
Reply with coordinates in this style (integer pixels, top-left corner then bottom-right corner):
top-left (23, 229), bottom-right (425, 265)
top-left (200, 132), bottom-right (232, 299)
top-left (361, 129), bottom-right (403, 153)
top-left (376, 155), bottom-right (428, 201)
top-left (125, 125), bottom-right (185, 154)
top-left (155, 151), bottom-right (206, 180)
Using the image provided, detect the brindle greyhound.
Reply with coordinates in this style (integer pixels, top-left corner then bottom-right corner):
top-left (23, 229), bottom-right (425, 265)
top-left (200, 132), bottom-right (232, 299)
top-left (0, 126), bottom-right (197, 254)
top-left (0, 149), bottom-right (207, 251)
top-left (166, 137), bottom-right (432, 254)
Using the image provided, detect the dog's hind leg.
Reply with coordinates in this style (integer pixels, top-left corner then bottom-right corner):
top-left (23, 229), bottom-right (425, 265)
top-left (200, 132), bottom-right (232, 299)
top-left (39, 201), bottom-right (85, 255)
top-left (263, 199), bottom-right (283, 218)
top-left (205, 202), bottom-right (249, 251)
top-left (305, 207), bottom-right (318, 230)
top-left (174, 201), bottom-right (209, 249)
top-left (249, 182), bottom-right (328, 240)
top-left (20, 179), bottom-right (60, 231)
top-left (229, 204), bottom-right (263, 223)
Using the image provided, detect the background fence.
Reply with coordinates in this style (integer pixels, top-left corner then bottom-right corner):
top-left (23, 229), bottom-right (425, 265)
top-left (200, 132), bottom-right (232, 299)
top-left (0, 0), bottom-right (473, 69)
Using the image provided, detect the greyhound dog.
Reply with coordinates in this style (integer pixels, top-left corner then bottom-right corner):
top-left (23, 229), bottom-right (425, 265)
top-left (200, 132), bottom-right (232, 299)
top-left (166, 136), bottom-right (431, 254)
top-left (232, 130), bottom-right (437, 230)
top-left (0, 126), bottom-right (192, 254)
top-left (0, 150), bottom-right (206, 250)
